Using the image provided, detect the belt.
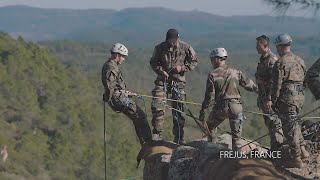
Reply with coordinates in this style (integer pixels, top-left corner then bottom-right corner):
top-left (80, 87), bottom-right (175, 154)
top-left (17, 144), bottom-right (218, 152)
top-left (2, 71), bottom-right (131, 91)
top-left (216, 98), bottom-right (241, 106)
top-left (281, 85), bottom-right (304, 93)
top-left (214, 98), bottom-right (241, 110)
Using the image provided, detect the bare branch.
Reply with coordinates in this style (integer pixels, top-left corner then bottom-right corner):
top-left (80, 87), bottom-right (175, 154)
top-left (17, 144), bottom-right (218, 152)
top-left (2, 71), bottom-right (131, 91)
top-left (264, 0), bottom-right (320, 16)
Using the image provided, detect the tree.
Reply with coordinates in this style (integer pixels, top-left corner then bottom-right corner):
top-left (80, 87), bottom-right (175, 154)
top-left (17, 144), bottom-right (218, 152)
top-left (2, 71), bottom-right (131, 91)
top-left (264, 0), bottom-right (320, 16)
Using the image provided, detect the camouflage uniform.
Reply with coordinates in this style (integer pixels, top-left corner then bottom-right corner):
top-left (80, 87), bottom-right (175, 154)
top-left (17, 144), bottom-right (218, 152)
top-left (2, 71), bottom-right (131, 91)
top-left (149, 40), bottom-right (197, 142)
top-left (102, 59), bottom-right (152, 145)
top-left (301, 121), bottom-right (320, 142)
top-left (271, 52), bottom-right (306, 159)
top-left (255, 49), bottom-right (284, 149)
top-left (305, 58), bottom-right (320, 100)
top-left (201, 64), bottom-right (258, 150)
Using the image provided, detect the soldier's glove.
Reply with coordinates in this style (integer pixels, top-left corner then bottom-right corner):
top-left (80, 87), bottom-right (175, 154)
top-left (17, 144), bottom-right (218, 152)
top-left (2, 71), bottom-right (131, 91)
top-left (199, 109), bottom-right (206, 122)
top-left (172, 65), bottom-right (182, 73)
top-left (127, 91), bottom-right (137, 97)
top-left (159, 70), bottom-right (169, 79)
top-left (120, 90), bottom-right (137, 97)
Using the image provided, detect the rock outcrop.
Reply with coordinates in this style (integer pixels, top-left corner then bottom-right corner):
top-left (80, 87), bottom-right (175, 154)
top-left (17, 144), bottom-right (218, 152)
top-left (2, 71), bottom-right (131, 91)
top-left (140, 134), bottom-right (319, 180)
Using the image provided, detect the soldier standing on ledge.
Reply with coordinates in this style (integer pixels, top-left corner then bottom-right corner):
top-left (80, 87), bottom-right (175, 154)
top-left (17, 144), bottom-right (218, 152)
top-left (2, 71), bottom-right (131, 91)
top-left (149, 29), bottom-right (198, 144)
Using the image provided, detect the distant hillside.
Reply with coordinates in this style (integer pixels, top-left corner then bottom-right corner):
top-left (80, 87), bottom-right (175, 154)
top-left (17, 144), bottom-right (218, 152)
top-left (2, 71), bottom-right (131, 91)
top-left (0, 5), bottom-right (320, 44)
top-left (1, 5), bottom-right (320, 178)
top-left (0, 32), bottom-right (149, 179)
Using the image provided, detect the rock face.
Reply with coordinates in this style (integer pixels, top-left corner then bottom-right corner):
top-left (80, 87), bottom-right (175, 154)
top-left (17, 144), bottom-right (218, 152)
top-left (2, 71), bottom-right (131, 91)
top-left (142, 134), bottom-right (319, 180)
top-left (199, 157), bottom-right (289, 180)
top-left (143, 153), bottom-right (171, 180)
top-left (167, 146), bottom-right (201, 180)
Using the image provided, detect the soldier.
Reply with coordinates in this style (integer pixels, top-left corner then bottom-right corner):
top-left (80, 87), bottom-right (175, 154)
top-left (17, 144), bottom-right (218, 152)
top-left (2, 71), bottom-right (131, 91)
top-left (150, 29), bottom-right (198, 144)
top-left (198, 48), bottom-right (258, 151)
top-left (255, 35), bottom-right (284, 151)
top-left (271, 34), bottom-right (309, 168)
top-left (102, 43), bottom-right (152, 146)
top-left (305, 58), bottom-right (320, 100)
top-left (301, 120), bottom-right (320, 142)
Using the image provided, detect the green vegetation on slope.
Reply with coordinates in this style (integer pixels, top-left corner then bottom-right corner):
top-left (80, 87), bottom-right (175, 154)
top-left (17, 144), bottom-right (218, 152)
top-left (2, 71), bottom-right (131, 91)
top-left (0, 32), bottom-right (147, 180)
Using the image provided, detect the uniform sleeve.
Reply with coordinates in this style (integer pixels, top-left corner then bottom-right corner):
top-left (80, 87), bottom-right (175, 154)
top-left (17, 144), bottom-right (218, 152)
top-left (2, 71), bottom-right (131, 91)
top-left (102, 66), bottom-right (119, 97)
top-left (271, 61), bottom-right (283, 102)
top-left (182, 45), bottom-right (198, 72)
top-left (305, 58), bottom-right (320, 100)
top-left (150, 47), bottom-right (164, 75)
top-left (201, 73), bottom-right (215, 110)
top-left (238, 70), bottom-right (258, 92)
top-left (266, 56), bottom-right (278, 100)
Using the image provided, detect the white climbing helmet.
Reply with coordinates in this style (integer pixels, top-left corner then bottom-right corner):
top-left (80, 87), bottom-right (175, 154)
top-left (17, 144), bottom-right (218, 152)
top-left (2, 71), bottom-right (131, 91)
top-left (274, 33), bottom-right (292, 46)
top-left (210, 48), bottom-right (228, 59)
top-left (110, 43), bottom-right (128, 56)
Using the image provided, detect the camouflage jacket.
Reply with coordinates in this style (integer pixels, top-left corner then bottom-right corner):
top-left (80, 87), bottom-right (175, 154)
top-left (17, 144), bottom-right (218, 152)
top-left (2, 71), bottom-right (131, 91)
top-left (101, 59), bottom-right (126, 101)
top-left (255, 49), bottom-right (278, 100)
top-left (271, 52), bottom-right (306, 103)
top-left (305, 58), bottom-right (320, 100)
top-left (201, 64), bottom-right (258, 110)
top-left (150, 40), bottom-right (197, 84)
top-left (302, 122), bottom-right (320, 142)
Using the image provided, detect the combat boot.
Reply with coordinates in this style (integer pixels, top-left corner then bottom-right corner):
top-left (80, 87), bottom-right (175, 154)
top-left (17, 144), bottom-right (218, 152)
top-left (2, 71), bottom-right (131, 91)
top-left (152, 129), bottom-right (163, 141)
top-left (300, 145), bottom-right (310, 159)
top-left (174, 137), bottom-right (186, 145)
top-left (284, 156), bottom-right (304, 168)
top-left (173, 128), bottom-right (186, 145)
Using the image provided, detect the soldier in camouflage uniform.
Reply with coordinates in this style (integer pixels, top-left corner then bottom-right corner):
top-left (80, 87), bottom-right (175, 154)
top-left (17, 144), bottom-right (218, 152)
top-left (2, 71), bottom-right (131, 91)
top-left (271, 34), bottom-right (309, 168)
top-left (301, 120), bottom-right (320, 142)
top-left (102, 43), bottom-right (152, 146)
top-left (150, 29), bottom-right (198, 144)
top-left (199, 48), bottom-right (258, 151)
top-left (305, 58), bottom-right (320, 100)
top-left (255, 35), bottom-right (284, 150)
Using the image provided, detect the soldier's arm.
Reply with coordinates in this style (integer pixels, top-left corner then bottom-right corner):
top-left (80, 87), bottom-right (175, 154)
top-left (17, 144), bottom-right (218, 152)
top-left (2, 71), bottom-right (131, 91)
top-left (238, 70), bottom-right (258, 92)
top-left (305, 58), bottom-right (320, 100)
top-left (150, 47), bottom-right (164, 76)
top-left (103, 68), bottom-right (119, 97)
top-left (182, 45), bottom-right (198, 72)
top-left (201, 73), bottom-right (215, 110)
top-left (266, 56), bottom-right (278, 100)
top-left (271, 61), bottom-right (282, 102)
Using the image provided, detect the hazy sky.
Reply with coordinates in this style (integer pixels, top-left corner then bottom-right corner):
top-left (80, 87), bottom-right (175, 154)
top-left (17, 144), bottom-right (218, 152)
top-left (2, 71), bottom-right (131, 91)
top-left (0, 0), bottom-right (315, 17)
top-left (0, 0), bottom-right (278, 16)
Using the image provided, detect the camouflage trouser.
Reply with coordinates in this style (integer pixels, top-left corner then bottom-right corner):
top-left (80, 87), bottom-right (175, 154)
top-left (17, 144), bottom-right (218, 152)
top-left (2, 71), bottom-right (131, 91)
top-left (151, 84), bottom-right (186, 140)
top-left (263, 114), bottom-right (284, 150)
top-left (206, 99), bottom-right (243, 151)
top-left (278, 100), bottom-right (305, 158)
top-left (109, 94), bottom-right (152, 145)
top-left (257, 96), bottom-right (284, 149)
